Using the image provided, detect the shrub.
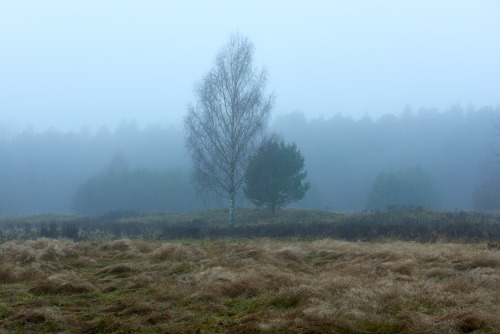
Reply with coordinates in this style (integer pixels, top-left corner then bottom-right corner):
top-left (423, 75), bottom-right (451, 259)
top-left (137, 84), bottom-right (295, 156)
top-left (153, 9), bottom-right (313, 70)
top-left (71, 168), bottom-right (201, 214)
top-left (366, 167), bottom-right (438, 211)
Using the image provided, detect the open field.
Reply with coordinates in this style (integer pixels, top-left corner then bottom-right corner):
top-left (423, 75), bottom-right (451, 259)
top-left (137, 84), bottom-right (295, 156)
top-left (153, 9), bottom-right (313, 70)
top-left (1, 237), bottom-right (500, 333)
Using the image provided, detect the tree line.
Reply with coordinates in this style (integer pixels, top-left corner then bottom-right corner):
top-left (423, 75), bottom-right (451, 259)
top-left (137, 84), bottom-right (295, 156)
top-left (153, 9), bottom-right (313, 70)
top-left (1, 106), bottom-right (498, 216)
top-left (272, 106), bottom-right (500, 212)
top-left (1, 34), bottom-right (500, 217)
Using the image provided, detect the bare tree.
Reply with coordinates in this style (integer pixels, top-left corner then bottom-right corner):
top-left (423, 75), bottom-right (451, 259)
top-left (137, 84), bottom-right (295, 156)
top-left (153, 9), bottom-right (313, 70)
top-left (185, 34), bottom-right (274, 227)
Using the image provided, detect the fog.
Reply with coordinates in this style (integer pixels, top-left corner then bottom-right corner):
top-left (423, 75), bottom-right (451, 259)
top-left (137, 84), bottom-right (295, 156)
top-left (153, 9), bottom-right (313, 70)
top-left (0, 122), bottom-right (190, 214)
top-left (0, 104), bottom-right (499, 215)
top-left (1, 1), bottom-right (499, 132)
top-left (1, 2), bottom-right (500, 215)
top-left (272, 105), bottom-right (500, 211)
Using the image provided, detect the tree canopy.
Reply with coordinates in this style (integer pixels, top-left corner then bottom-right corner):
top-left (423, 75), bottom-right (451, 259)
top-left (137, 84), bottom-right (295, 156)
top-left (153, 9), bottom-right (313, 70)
top-left (245, 135), bottom-right (310, 215)
top-left (71, 168), bottom-right (198, 214)
top-left (366, 167), bottom-right (438, 211)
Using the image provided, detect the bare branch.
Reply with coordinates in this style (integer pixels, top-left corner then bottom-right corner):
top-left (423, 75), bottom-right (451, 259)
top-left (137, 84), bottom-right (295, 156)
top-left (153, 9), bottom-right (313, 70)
top-left (184, 33), bottom-right (274, 226)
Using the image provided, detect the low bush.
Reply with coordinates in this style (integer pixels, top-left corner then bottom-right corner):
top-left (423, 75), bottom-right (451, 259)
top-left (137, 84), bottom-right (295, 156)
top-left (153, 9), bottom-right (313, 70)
top-left (1, 208), bottom-right (500, 242)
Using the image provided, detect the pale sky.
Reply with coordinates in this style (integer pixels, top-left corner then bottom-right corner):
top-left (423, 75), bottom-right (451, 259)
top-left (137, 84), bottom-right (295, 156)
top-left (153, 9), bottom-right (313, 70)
top-left (1, 0), bottom-right (499, 133)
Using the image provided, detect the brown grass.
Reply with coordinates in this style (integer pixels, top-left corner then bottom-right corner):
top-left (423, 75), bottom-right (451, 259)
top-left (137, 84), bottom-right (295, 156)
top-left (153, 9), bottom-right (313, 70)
top-left (0, 238), bottom-right (499, 333)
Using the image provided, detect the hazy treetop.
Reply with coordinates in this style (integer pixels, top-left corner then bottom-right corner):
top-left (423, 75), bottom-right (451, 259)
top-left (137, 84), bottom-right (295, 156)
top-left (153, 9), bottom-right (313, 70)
top-left (1, 0), bottom-right (499, 133)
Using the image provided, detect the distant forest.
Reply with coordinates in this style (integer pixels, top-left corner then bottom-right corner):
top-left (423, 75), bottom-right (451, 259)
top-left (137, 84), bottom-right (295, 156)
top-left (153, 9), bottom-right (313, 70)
top-left (1, 104), bottom-right (499, 215)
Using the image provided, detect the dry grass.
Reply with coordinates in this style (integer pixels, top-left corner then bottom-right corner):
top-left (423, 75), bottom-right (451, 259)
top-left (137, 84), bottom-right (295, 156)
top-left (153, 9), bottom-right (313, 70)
top-left (1, 238), bottom-right (499, 333)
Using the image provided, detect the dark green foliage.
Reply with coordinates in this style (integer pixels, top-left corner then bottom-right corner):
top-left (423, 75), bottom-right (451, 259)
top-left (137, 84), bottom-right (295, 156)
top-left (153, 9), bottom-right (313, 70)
top-left (71, 168), bottom-right (199, 214)
top-left (245, 136), bottom-right (310, 214)
top-left (366, 167), bottom-right (438, 211)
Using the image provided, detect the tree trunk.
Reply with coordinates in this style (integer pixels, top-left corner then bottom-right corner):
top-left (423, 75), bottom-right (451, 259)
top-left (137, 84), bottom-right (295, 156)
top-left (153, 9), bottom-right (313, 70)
top-left (229, 193), bottom-right (235, 227)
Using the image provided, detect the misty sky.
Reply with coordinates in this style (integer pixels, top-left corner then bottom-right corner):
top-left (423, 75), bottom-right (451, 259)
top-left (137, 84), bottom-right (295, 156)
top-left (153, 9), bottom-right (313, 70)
top-left (1, 0), bottom-right (499, 133)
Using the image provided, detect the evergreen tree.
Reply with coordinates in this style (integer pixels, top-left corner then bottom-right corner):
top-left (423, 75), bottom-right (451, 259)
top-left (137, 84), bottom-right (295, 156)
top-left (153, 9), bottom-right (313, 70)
top-left (245, 135), bottom-right (310, 215)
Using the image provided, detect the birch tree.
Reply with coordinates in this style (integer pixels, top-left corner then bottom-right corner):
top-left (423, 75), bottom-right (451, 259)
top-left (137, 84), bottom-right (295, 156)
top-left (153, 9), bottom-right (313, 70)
top-left (185, 34), bottom-right (274, 226)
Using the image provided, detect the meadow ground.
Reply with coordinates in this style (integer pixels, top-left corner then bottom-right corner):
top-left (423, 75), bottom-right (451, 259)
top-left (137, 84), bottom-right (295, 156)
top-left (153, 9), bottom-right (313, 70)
top-left (1, 237), bottom-right (499, 333)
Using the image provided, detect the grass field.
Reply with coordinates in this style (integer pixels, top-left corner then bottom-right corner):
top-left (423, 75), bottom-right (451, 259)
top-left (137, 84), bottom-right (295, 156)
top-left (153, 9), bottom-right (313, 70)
top-left (1, 236), bottom-right (500, 333)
